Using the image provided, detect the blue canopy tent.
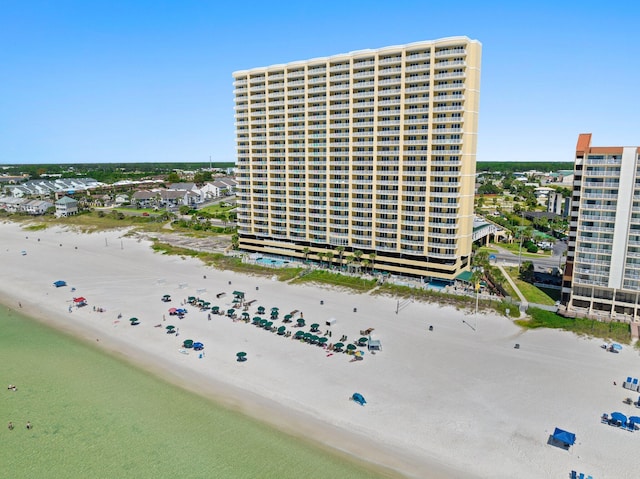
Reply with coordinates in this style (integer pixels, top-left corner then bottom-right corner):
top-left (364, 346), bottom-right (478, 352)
top-left (610, 412), bottom-right (627, 427)
top-left (351, 392), bottom-right (367, 406)
top-left (53, 280), bottom-right (67, 287)
top-left (628, 416), bottom-right (640, 430)
top-left (552, 427), bottom-right (576, 447)
top-left (193, 342), bottom-right (204, 351)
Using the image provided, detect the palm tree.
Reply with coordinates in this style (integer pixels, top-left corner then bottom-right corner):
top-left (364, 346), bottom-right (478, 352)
top-left (353, 249), bottom-right (363, 263)
top-left (336, 246), bottom-right (345, 269)
top-left (368, 252), bottom-right (376, 272)
top-left (345, 255), bottom-right (354, 274)
top-left (317, 252), bottom-right (325, 268)
top-left (326, 252), bottom-right (334, 269)
top-left (302, 247), bottom-right (310, 263)
top-left (231, 233), bottom-right (239, 250)
top-left (361, 259), bottom-right (370, 274)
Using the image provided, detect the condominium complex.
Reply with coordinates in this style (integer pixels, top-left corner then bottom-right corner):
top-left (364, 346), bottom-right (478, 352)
top-left (561, 134), bottom-right (640, 320)
top-left (233, 36), bottom-right (481, 280)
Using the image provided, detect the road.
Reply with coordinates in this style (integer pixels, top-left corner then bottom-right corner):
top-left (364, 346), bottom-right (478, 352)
top-left (489, 241), bottom-right (567, 272)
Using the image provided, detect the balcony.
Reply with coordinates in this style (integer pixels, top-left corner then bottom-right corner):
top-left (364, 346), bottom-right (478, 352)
top-left (433, 71), bottom-right (466, 80)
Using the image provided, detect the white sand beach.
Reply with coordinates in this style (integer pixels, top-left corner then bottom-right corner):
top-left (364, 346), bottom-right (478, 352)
top-left (1, 221), bottom-right (638, 479)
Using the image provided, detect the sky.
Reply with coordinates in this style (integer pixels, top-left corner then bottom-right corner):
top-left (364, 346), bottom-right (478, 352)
top-left (1, 0), bottom-right (638, 165)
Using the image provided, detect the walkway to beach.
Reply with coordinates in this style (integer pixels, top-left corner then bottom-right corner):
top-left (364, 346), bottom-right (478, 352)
top-left (497, 264), bottom-right (527, 316)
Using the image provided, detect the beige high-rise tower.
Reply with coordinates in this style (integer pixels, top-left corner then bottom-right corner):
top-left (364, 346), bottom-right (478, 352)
top-left (233, 36), bottom-right (481, 281)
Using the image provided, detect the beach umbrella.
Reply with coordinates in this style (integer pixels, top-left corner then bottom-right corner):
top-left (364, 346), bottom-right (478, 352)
top-left (309, 335), bottom-right (319, 344)
top-left (212, 306), bottom-right (220, 312)
top-left (257, 306), bottom-right (265, 314)
top-left (183, 339), bottom-right (194, 348)
top-left (162, 294), bottom-right (171, 300)
top-left (168, 308), bottom-right (177, 314)
top-left (166, 325), bottom-right (175, 331)
top-left (203, 302), bottom-right (211, 307)
top-left (271, 306), bottom-right (279, 311)
top-left (310, 323), bottom-right (320, 332)
top-left (252, 316), bottom-right (261, 324)
top-left (260, 319), bottom-right (268, 326)
top-left (53, 280), bottom-right (67, 288)
top-left (242, 311), bottom-right (250, 318)
top-left (188, 296), bottom-right (196, 302)
top-left (265, 321), bottom-right (273, 329)
top-left (297, 318), bottom-right (306, 326)
top-left (333, 342), bottom-right (344, 351)
top-left (295, 330), bottom-right (305, 339)
top-left (346, 344), bottom-right (357, 352)
top-left (612, 343), bottom-right (623, 351)
top-left (357, 337), bottom-right (368, 345)
top-left (227, 308), bottom-right (236, 316)
top-left (236, 351), bottom-right (247, 362)
top-left (277, 326), bottom-right (286, 335)
top-left (129, 317), bottom-right (139, 325)
top-left (284, 314), bottom-right (292, 321)
top-left (193, 342), bottom-right (204, 350)
top-left (318, 337), bottom-right (328, 345)
top-left (176, 308), bottom-right (187, 314)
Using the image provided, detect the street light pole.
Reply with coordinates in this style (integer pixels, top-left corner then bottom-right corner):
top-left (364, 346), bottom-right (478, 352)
top-left (517, 211), bottom-right (524, 271)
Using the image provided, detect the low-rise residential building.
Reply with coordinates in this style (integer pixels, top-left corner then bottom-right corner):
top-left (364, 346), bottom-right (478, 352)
top-left (55, 196), bottom-right (79, 217)
top-left (23, 199), bottom-right (53, 215)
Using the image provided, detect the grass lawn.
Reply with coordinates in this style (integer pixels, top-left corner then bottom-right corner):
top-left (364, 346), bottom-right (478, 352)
top-left (504, 266), bottom-right (557, 305)
top-left (198, 203), bottom-right (235, 215)
top-left (518, 307), bottom-right (631, 343)
top-left (498, 242), bottom-right (552, 258)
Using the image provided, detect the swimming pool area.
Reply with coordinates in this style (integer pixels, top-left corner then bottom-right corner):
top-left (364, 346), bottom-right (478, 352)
top-left (254, 257), bottom-right (291, 268)
top-left (426, 280), bottom-right (450, 291)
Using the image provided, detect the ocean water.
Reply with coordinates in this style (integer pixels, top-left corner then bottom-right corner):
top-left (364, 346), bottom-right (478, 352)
top-left (0, 304), bottom-right (392, 479)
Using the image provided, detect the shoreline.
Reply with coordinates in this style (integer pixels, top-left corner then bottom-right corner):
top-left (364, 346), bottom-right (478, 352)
top-left (1, 222), bottom-right (638, 479)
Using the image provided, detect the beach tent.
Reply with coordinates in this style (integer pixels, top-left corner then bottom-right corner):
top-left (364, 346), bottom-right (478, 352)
top-left (193, 342), bottom-right (204, 351)
top-left (352, 393), bottom-right (367, 406)
top-left (53, 280), bottom-right (67, 288)
top-left (73, 297), bottom-right (87, 306)
top-left (610, 412), bottom-right (627, 427)
top-left (368, 339), bottom-right (382, 351)
top-left (183, 339), bottom-right (194, 348)
top-left (552, 427), bottom-right (576, 447)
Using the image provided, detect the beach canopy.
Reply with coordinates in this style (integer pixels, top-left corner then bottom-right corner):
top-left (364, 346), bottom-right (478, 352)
top-left (233, 291), bottom-right (245, 297)
top-left (183, 339), bottom-right (193, 348)
top-left (193, 342), bottom-right (204, 350)
top-left (346, 344), bottom-right (357, 351)
top-left (257, 306), bottom-right (265, 312)
top-left (310, 323), bottom-right (320, 331)
top-left (295, 331), bottom-right (305, 338)
top-left (610, 412), bottom-right (627, 425)
top-left (277, 326), bottom-right (286, 334)
top-left (53, 280), bottom-right (67, 287)
top-left (284, 314), bottom-right (292, 320)
top-left (166, 325), bottom-right (175, 330)
top-left (242, 312), bottom-right (250, 318)
top-left (628, 416), bottom-right (640, 426)
top-left (552, 427), bottom-right (576, 446)
top-left (612, 343), bottom-right (623, 351)
top-left (333, 342), bottom-right (344, 350)
top-left (227, 308), bottom-right (236, 315)
top-left (169, 308), bottom-right (177, 313)
top-left (318, 337), bottom-right (328, 344)
top-left (252, 317), bottom-right (261, 324)
top-left (236, 351), bottom-right (247, 362)
top-left (357, 337), bottom-right (368, 345)
top-left (163, 294), bottom-right (171, 299)
top-left (129, 317), bottom-right (138, 322)
top-left (297, 318), bottom-right (306, 326)
top-left (73, 297), bottom-right (87, 303)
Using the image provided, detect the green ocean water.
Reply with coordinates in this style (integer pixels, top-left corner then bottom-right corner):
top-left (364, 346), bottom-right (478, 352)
top-left (0, 306), bottom-right (390, 479)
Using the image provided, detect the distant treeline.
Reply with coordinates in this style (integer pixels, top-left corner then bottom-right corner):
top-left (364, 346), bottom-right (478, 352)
top-left (477, 162), bottom-right (574, 174)
top-left (2, 162), bottom-right (235, 183)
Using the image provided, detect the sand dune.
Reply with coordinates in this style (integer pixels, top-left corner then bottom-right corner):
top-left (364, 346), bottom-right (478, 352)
top-left (1, 222), bottom-right (637, 479)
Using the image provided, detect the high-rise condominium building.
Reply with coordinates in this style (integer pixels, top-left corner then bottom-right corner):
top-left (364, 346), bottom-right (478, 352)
top-left (233, 36), bottom-right (481, 280)
top-left (561, 134), bottom-right (640, 320)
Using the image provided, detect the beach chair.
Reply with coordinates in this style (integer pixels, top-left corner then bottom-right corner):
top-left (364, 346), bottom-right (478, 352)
top-left (578, 473), bottom-right (584, 479)
top-left (633, 378), bottom-right (639, 391)
top-left (624, 377), bottom-right (633, 389)
top-left (570, 471), bottom-right (577, 479)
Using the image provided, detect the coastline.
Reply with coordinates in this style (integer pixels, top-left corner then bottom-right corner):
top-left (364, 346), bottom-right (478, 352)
top-left (1, 221), bottom-right (638, 479)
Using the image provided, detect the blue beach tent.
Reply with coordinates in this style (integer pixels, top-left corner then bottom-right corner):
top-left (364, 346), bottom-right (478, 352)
top-left (352, 392), bottom-right (367, 406)
top-left (552, 427), bottom-right (576, 447)
top-left (53, 280), bottom-right (67, 287)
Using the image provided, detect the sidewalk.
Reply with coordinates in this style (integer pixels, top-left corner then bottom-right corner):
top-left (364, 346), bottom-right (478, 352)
top-left (497, 264), bottom-right (528, 316)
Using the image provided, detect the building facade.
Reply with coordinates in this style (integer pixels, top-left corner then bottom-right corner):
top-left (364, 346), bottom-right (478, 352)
top-left (561, 134), bottom-right (640, 321)
top-left (233, 36), bottom-right (481, 280)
